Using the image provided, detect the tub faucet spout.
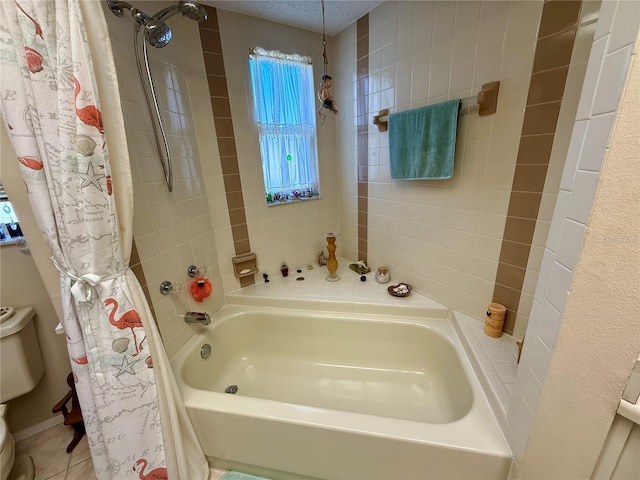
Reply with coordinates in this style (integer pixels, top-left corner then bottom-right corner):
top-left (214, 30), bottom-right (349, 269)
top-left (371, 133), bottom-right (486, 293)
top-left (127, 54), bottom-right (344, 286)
top-left (184, 311), bottom-right (211, 325)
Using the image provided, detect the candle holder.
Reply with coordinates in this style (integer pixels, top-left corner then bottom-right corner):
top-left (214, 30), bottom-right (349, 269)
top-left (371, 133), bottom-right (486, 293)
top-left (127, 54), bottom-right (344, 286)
top-left (322, 231), bottom-right (341, 282)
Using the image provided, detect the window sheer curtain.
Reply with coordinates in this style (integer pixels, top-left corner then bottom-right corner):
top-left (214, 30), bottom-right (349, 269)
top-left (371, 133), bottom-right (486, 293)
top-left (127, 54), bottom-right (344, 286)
top-left (249, 48), bottom-right (319, 202)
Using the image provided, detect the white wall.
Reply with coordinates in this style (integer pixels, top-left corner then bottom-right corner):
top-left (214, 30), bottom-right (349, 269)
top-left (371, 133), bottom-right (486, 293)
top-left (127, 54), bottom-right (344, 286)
top-left (1, 127), bottom-right (72, 433)
top-left (507, 0), bottom-right (640, 472)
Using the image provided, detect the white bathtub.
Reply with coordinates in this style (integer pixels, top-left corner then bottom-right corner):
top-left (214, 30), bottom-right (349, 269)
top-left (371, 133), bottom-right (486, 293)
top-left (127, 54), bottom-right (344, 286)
top-left (171, 302), bottom-right (512, 480)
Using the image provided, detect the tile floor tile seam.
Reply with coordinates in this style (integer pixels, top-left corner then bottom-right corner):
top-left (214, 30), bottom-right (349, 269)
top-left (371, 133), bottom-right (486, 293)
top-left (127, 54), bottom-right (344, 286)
top-left (65, 454), bottom-right (73, 478)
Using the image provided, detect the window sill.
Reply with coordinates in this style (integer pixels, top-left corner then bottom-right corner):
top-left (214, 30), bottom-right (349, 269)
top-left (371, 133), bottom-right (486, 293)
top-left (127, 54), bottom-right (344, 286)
top-left (266, 195), bottom-right (321, 207)
top-left (0, 236), bottom-right (25, 246)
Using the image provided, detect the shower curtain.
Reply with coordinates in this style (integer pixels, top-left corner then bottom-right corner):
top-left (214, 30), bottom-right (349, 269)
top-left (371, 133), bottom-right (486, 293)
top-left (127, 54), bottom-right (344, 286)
top-left (0, 2), bottom-right (207, 479)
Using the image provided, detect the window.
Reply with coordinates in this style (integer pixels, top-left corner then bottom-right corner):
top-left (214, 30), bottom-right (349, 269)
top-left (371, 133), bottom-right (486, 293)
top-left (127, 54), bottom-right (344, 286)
top-left (0, 182), bottom-right (23, 244)
top-left (249, 47), bottom-right (320, 205)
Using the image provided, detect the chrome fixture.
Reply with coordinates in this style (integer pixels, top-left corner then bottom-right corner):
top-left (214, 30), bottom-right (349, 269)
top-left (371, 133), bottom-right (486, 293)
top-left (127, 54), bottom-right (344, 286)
top-left (200, 343), bottom-right (211, 359)
top-left (106, 1), bottom-right (208, 192)
top-left (159, 280), bottom-right (181, 295)
top-left (107, 1), bottom-right (207, 47)
top-left (184, 311), bottom-right (211, 325)
top-left (225, 385), bottom-right (238, 394)
top-left (187, 265), bottom-right (207, 278)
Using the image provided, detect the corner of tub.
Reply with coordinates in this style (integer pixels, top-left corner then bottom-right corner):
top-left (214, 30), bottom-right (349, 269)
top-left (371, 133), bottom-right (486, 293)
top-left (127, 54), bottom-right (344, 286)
top-left (452, 310), bottom-right (513, 435)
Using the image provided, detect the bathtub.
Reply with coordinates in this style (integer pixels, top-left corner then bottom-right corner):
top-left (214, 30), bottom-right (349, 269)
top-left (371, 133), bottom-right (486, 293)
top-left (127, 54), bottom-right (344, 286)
top-left (171, 302), bottom-right (512, 479)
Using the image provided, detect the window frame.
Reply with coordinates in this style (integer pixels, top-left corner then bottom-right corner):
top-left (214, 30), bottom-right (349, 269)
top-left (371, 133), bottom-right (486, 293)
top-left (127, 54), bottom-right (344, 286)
top-left (249, 47), bottom-right (321, 206)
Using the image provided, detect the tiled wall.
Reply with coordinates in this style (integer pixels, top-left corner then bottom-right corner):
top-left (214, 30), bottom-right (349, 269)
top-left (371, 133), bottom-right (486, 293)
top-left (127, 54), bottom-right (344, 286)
top-left (198, 7), bottom-right (254, 288)
top-left (335, 23), bottom-right (357, 260)
top-left (514, 1), bottom-right (601, 339)
top-left (506, 0), bottom-right (639, 461)
top-left (356, 16), bottom-right (370, 264)
top-left (209, 10), bottom-right (339, 291)
top-left (103, 1), bottom-right (224, 358)
top-left (335, 1), bottom-right (547, 335)
top-left (494, 0), bottom-right (598, 336)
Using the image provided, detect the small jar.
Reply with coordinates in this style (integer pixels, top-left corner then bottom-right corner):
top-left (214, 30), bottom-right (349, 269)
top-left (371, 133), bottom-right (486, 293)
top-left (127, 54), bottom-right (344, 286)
top-left (280, 262), bottom-right (289, 277)
top-left (375, 266), bottom-right (390, 284)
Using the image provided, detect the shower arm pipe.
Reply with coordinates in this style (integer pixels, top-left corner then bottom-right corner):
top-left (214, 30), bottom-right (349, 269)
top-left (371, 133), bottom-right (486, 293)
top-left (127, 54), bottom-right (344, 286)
top-left (107, 1), bottom-right (135, 18)
top-left (134, 24), bottom-right (173, 191)
top-left (152, 5), bottom-right (188, 22)
top-left (108, 2), bottom-right (156, 27)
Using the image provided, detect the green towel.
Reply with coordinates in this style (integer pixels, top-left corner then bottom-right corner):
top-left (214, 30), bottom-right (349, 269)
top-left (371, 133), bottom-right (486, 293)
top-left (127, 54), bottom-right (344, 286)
top-left (389, 99), bottom-right (460, 180)
top-left (221, 472), bottom-right (271, 480)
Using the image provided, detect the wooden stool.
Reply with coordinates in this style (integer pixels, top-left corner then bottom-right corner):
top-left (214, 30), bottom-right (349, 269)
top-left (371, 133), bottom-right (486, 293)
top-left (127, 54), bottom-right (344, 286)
top-left (51, 372), bottom-right (85, 453)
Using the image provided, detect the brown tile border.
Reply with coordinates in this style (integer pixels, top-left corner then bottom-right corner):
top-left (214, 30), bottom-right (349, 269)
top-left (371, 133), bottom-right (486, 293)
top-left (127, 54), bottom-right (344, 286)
top-left (199, 6), bottom-right (254, 287)
top-left (493, 1), bottom-right (583, 334)
top-left (516, 135), bottom-right (555, 165)
top-left (527, 67), bottom-right (570, 105)
top-left (356, 14), bottom-right (369, 264)
top-left (537, 0), bottom-right (582, 39)
top-left (522, 102), bottom-right (562, 135)
top-left (507, 192), bottom-right (543, 220)
top-left (512, 164), bottom-right (549, 193)
top-left (130, 240), bottom-right (157, 326)
top-left (532, 28), bottom-right (578, 73)
top-left (503, 217), bottom-right (537, 244)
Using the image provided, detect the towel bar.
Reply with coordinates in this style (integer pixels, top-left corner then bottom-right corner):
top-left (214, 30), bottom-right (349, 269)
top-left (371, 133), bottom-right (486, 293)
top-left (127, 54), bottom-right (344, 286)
top-left (373, 81), bottom-right (500, 132)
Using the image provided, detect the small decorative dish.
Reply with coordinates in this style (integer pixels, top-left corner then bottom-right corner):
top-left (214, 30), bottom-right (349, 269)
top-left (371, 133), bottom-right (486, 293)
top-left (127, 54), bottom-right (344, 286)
top-left (387, 283), bottom-right (412, 297)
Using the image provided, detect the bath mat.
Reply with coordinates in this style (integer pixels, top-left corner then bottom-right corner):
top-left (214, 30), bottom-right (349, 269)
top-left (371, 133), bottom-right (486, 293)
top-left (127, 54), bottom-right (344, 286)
top-left (221, 472), bottom-right (271, 480)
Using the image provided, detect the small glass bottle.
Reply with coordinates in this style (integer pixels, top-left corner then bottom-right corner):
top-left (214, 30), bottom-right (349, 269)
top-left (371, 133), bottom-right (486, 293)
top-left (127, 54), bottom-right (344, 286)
top-left (375, 266), bottom-right (390, 284)
top-left (281, 262), bottom-right (289, 277)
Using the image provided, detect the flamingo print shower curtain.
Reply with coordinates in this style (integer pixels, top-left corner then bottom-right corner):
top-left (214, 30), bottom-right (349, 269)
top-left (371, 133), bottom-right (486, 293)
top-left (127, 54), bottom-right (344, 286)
top-left (0, 2), bottom-right (206, 479)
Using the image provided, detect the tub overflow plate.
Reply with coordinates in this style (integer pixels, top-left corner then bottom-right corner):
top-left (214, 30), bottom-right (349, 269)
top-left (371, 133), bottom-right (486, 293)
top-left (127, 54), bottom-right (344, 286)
top-left (225, 385), bottom-right (238, 394)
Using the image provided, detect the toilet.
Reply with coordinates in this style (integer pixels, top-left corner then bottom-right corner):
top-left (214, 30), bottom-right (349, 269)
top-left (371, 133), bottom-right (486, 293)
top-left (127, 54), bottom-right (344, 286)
top-left (0, 307), bottom-right (44, 480)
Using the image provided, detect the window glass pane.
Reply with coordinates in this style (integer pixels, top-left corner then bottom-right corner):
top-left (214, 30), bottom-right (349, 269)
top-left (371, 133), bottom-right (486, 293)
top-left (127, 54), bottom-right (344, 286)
top-left (0, 199), bottom-right (23, 242)
top-left (249, 49), bottom-right (320, 205)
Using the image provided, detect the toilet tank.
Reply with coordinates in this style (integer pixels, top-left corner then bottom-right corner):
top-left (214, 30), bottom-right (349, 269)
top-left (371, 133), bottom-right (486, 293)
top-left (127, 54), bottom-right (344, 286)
top-left (0, 308), bottom-right (44, 403)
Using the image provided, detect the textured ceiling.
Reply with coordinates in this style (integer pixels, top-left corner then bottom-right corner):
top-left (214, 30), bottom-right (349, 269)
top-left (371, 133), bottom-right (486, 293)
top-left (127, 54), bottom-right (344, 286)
top-left (201, 0), bottom-right (383, 35)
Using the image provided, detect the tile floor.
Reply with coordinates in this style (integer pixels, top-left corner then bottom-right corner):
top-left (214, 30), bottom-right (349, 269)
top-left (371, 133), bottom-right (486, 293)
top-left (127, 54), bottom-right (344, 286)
top-left (14, 423), bottom-right (94, 480)
top-left (14, 422), bottom-right (229, 480)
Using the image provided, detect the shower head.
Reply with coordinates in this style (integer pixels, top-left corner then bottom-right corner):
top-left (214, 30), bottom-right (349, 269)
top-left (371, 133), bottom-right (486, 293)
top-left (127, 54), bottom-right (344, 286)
top-left (152, 1), bottom-right (208, 23)
top-left (178, 1), bottom-right (208, 22)
top-left (144, 20), bottom-right (173, 48)
top-left (128, 8), bottom-right (173, 48)
top-left (108, 0), bottom-right (207, 48)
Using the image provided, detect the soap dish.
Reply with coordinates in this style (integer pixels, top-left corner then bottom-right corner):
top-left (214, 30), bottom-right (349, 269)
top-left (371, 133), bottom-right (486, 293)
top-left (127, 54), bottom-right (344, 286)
top-left (387, 283), bottom-right (412, 297)
top-left (232, 252), bottom-right (258, 278)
